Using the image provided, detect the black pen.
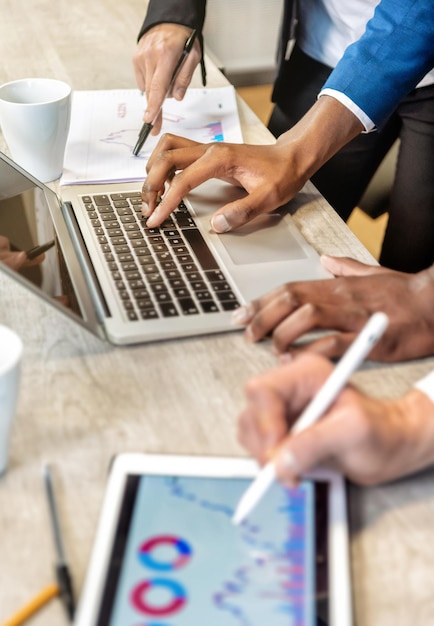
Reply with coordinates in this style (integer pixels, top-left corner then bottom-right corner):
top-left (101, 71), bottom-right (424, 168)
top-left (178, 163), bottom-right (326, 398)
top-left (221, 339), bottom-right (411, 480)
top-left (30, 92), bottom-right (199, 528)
top-left (133, 28), bottom-right (198, 156)
top-left (43, 464), bottom-right (76, 621)
top-left (26, 239), bottom-right (56, 260)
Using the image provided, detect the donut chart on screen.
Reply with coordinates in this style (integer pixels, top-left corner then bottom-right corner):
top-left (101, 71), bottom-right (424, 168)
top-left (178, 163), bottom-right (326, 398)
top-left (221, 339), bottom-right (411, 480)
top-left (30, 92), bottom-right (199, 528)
top-left (131, 578), bottom-right (187, 616)
top-left (137, 535), bottom-right (192, 571)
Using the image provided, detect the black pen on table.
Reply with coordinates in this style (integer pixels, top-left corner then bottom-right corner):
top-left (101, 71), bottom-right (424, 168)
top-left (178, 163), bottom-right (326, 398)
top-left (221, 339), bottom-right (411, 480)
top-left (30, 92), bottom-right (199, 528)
top-left (133, 28), bottom-right (198, 156)
top-left (43, 464), bottom-right (76, 621)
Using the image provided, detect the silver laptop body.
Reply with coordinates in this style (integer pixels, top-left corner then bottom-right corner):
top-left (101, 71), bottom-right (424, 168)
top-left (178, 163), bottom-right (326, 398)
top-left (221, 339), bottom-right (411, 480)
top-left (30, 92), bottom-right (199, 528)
top-left (0, 151), bottom-right (330, 345)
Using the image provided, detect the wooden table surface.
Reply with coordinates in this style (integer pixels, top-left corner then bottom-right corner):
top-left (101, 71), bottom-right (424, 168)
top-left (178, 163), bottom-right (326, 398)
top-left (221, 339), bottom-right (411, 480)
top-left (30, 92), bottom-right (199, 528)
top-left (1, 2), bottom-right (434, 625)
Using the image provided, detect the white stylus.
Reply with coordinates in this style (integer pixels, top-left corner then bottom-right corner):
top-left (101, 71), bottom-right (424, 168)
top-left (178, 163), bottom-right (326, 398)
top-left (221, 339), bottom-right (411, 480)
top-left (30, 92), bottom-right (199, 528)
top-left (232, 311), bottom-right (389, 525)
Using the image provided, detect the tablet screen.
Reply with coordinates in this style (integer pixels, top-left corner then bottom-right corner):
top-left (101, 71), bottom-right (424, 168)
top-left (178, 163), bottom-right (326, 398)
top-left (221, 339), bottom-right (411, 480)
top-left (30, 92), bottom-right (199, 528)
top-left (97, 474), bottom-right (329, 625)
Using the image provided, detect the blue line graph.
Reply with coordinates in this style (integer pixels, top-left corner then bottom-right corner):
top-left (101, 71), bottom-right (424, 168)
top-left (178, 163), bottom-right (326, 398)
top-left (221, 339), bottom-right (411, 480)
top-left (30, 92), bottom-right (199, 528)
top-left (164, 477), bottom-right (314, 626)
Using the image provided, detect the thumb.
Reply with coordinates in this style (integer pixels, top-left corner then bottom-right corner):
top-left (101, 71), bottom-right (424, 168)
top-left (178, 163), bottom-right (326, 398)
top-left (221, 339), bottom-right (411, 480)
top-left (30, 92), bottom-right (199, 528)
top-left (171, 54), bottom-right (198, 100)
top-left (210, 191), bottom-right (271, 233)
top-left (11, 251), bottom-right (28, 270)
top-left (320, 255), bottom-right (386, 278)
top-left (274, 411), bottom-right (349, 484)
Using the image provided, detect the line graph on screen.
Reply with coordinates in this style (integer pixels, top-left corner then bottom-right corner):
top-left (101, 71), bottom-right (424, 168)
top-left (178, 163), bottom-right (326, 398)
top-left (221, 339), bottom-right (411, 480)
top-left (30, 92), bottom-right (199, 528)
top-left (159, 477), bottom-right (314, 626)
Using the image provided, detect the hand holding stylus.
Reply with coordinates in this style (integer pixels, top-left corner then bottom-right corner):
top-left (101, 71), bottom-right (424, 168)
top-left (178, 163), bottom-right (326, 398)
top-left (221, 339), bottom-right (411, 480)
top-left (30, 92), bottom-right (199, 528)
top-left (233, 312), bottom-right (389, 524)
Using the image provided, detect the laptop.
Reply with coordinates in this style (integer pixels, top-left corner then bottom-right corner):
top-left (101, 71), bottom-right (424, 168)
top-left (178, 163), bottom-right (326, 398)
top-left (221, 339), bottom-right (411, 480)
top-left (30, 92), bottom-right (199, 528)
top-left (0, 151), bottom-right (330, 345)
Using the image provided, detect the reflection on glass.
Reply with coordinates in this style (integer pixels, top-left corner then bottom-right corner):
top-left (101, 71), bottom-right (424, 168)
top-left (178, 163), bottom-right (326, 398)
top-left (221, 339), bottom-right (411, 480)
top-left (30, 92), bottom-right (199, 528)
top-left (0, 158), bottom-right (80, 317)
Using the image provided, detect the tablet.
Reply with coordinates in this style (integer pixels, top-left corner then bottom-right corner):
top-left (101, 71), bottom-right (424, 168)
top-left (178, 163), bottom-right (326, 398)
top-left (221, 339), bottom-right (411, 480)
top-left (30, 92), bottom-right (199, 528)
top-left (75, 453), bottom-right (352, 626)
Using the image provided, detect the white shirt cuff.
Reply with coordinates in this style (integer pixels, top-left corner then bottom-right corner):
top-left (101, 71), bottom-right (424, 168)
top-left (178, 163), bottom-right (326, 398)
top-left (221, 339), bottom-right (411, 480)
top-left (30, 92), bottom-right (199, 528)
top-left (319, 88), bottom-right (376, 133)
top-left (414, 371), bottom-right (434, 403)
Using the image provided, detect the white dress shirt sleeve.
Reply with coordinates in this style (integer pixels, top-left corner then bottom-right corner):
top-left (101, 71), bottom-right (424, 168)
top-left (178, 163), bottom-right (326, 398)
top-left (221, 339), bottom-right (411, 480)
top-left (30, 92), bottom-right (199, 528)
top-left (319, 88), bottom-right (376, 133)
top-left (414, 371), bottom-right (434, 403)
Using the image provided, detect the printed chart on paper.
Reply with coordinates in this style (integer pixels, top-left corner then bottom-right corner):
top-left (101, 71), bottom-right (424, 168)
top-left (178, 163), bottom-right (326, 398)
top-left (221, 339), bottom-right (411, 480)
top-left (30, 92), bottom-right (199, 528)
top-left (61, 87), bottom-right (243, 185)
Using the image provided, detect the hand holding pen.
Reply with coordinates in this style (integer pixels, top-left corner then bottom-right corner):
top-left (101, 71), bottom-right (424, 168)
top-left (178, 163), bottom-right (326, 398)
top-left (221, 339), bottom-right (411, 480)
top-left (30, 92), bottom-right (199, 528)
top-left (133, 28), bottom-right (199, 156)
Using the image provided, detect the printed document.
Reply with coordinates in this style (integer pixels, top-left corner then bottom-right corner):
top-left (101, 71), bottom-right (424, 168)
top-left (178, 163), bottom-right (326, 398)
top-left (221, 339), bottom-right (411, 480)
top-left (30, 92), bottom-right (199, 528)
top-left (61, 87), bottom-right (243, 185)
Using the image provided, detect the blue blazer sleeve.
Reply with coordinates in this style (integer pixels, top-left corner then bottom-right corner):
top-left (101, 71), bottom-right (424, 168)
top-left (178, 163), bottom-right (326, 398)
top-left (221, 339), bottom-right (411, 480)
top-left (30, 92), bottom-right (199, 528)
top-left (322, 0), bottom-right (434, 128)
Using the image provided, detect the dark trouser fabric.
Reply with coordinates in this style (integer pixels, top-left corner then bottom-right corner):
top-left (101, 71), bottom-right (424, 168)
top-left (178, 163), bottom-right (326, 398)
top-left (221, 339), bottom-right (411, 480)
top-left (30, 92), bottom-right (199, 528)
top-left (268, 44), bottom-right (434, 272)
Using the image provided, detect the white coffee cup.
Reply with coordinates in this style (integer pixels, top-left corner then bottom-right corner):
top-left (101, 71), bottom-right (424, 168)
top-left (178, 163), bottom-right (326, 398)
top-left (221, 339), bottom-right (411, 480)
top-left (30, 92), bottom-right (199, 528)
top-left (0, 78), bottom-right (71, 182)
top-left (0, 325), bottom-right (23, 475)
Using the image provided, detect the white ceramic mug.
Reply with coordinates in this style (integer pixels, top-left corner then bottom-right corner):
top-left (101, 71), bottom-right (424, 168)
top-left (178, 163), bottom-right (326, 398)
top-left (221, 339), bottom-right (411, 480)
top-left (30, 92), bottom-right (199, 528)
top-left (0, 325), bottom-right (23, 475)
top-left (0, 78), bottom-right (71, 182)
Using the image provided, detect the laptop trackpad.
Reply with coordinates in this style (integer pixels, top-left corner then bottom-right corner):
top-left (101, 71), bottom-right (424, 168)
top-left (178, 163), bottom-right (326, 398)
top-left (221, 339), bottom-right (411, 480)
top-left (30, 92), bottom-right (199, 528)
top-left (218, 214), bottom-right (307, 265)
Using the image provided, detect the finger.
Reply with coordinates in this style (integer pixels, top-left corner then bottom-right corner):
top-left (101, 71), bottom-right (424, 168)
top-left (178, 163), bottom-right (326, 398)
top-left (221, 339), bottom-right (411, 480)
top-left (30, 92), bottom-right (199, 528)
top-left (269, 303), bottom-right (324, 353)
top-left (145, 144), bottom-right (232, 227)
top-left (231, 286), bottom-right (298, 332)
top-left (141, 172), bottom-right (166, 217)
top-left (210, 187), bottom-right (276, 233)
top-left (143, 50), bottom-right (183, 123)
top-left (237, 392), bottom-right (287, 467)
top-left (247, 300), bottom-right (312, 345)
top-left (232, 275), bottom-right (339, 334)
top-left (25, 252), bottom-right (46, 267)
top-left (170, 45), bottom-right (201, 100)
top-left (281, 315), bottom-right (398, 362)
top-left (243, 386), bottom-right (290, 459)
top-left (149, 110), bottom-right (164, 136)
top-left (142, 138), bottom-right (203, 216)
top-left (9, 251), bottom-right (28, 270)
top-left (146, 135), bottom-right (200, 175)
top-left (145, 79), bottom-right (169, 125)
top-left (237, 406), bottom-right (270, 465)
top-left (320, 255), bottom-right (390, 278)
top-left (272, 302), bottom-right (368, 354)
top-left (282, 331), bottom-right (358, 361)
top-left (275, 426), bottom-right (336, 485)
top-left (273, 399), bottom-right (352, 483)
top-left (132, 59), bottom-right (146, 94)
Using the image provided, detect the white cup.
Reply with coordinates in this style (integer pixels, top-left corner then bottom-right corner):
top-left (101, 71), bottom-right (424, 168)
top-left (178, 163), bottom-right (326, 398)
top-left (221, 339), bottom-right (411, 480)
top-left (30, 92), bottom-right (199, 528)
top-left (0, 77), bottom-right (71, 182)
top-left (0, 325), bottom-right (23, 475)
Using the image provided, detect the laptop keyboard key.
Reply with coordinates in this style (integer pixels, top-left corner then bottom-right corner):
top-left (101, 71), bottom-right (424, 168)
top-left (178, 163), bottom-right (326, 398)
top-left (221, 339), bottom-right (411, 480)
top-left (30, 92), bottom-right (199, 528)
top-left (205, 270), bottom-right (226, 283)
top-left (182, 228), bottom-right (219, 270)
top-left (93, 194), bottom-right (111, 206)
top-left (172, 287), bottom-right (190, 299)
top-left (221, 300), bottom-right (240, 311)
top-left (136, 298), bottom-right (154, 310)
top-left (215, 291), bottom-right (237, 302)
top-left (141, 309), bottom-right (159, 319)
top-left (195, 290), bottom-right (213, 301)
top-left (179, 298), bottom-right (199, 315)
top-left (200, 301), bottom-right (219, 313)
top-left (159, 303), bottom-right (179, 317)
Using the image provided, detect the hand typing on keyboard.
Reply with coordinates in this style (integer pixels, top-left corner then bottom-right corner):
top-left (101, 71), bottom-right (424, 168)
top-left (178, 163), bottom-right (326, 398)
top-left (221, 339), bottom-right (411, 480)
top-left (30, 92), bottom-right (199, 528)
top-left (141, 97), bottom-right (363, 232)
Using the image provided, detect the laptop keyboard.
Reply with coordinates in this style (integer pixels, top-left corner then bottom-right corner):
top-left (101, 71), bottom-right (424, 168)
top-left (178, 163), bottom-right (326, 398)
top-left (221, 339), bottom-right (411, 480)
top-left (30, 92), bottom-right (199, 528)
top-left (80, 192), bottom-right (240, 321)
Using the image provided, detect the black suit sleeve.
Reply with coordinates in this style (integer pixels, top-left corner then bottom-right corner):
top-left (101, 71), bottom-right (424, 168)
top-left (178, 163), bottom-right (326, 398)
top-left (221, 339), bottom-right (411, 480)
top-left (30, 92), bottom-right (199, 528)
top-left (139, 0), bottom-right (206, 37)
top-left (138, 0), bottom-right (207, 85)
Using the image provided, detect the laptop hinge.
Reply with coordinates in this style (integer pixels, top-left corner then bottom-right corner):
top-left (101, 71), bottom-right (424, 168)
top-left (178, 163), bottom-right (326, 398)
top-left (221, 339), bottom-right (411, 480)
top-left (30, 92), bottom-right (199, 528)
top-left (61, 201), bottom-right (110, 322)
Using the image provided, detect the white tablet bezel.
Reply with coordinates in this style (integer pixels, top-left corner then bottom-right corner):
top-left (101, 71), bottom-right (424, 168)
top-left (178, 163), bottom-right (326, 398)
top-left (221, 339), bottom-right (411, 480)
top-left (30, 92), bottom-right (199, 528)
top-left (75, 453), bottom-right (352, 626)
